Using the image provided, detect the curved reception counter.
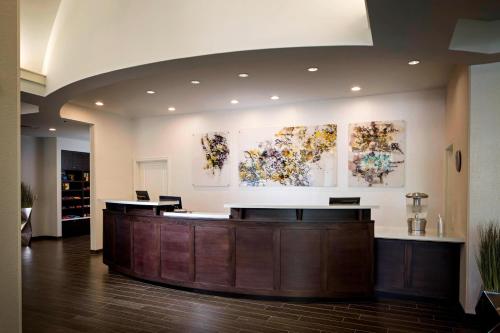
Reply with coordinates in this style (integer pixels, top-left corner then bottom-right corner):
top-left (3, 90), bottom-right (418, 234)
top-left (103, 201), bottom-right (376, 298)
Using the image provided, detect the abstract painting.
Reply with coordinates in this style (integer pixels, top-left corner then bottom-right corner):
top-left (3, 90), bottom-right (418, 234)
top-left (239, 124), bottom-right (337, 187)
top-left (192, 131), bottom-right (230, 187)
top-left (348, 121), bottom-right (405, 187)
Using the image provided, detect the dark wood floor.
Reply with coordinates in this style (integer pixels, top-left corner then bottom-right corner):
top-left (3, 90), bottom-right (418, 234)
top-left (22, 236), bottom-right (477, 333)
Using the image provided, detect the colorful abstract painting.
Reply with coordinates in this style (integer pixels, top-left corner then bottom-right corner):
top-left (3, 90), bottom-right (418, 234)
top-left (192, 131), bottom-right (230, 187)
top-left (239, 124), bottom-right (337, 187)
top-left (348, 121), bottom-right (405, 187)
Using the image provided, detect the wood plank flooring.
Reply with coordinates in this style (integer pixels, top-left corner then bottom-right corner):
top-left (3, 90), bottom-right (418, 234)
top-left (22, 236), bottom-right (477, 333)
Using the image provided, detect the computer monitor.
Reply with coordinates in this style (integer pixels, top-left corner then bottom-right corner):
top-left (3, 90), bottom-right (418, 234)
top-left (135, 190), bottom-right (150, 201)
top-left (159, 195), bottom-right (182, 209)
top-left (329, 197), bottom-right (360, 205)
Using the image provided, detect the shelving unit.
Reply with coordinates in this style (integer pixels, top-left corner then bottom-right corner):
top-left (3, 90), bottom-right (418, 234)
top-left (61, 150), bottom-right (90, 237)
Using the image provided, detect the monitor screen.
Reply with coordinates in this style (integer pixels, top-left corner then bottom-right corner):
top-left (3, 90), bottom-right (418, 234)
top-left (136, 191), bottom-right (150, 201)
top-left (329, 197), bottom-right (360, 205)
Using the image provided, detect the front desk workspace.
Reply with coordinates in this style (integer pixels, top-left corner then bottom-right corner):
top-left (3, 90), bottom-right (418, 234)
top-left (102, 198), bottom-right (464, 302)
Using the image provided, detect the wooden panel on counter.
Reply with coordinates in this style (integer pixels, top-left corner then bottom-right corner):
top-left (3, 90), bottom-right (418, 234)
top-left (160, 224), bottom-right (193, 282)
top-left (281, 229), bottom-right (322, 292)
top-left (133, 221), bottom-right (160, 278)
top-left (235, 227), bottom-right (275, 290)
top-left (195, 226), bottom-right (233, 286)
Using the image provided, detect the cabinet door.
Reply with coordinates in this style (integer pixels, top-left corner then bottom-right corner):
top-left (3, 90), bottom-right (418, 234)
top-left (133, 221), bottom-right (161, 278)
top-left (375, 239), bottom-right (406, 292)
top-left (409, 241), bottom-right (459, 300)
top-left (81, 153), bottom-right (90, 171)
top-left (103, 212), bottom-right (115, 263)
top-left (114, 216), bottom-right (132, 269)
top-left (235, 227), bottom-right (275, 290)
top-left (160, 224), bottom-right (193, 282)
top-left (281, 229), bottom-right (322, 292)
top-left (195, 226), bottom-right (233, 286)
top-left (328, 224), bottom-right (373, 295)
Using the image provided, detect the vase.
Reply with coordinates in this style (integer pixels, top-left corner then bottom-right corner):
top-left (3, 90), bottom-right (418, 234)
top-left (21, 207), bottom-right (32, 247)
top-left (475, 290), bottom-right (500, 332)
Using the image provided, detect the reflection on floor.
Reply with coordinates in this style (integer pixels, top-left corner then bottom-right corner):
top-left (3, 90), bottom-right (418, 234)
top-left (22, 236), bottom-right (477, 333)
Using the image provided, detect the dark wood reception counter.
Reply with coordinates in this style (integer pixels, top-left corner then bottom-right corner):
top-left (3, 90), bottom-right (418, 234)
top-left (103, 201), bottom-right (376, 298)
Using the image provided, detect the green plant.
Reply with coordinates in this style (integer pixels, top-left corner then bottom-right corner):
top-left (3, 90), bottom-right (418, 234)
top-left (477, 221), bottom-right (500, 293)
top-left (21, 182), bottom-right (36, 208)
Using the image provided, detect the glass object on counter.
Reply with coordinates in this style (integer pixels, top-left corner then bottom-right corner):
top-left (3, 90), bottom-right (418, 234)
top-left (406, 192), bottom-right (428, 235)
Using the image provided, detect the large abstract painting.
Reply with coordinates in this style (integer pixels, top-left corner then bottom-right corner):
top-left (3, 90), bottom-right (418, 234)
top-left (192, 131), bottom-right (230, 187)
top-left (239, 124), bottom-right (337, 187)
top-left (348, 121), bottom-right (405, 187)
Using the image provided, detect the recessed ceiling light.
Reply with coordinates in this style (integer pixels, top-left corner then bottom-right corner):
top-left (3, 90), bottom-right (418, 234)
top-left (408, 60), bottom-right (420, 65)
top-left (270, 95), bottom-right (280, 100)
top-left (190, 80), bottom-right (201, 85)
top-left (95, 101), bottom-right (104, 106)
top-left (238, 73), bottom-right (249, 78)
top-left (168, 107), bottom-right (176, 112)
top-left (230, 99), bottom-right (239, 104)
top-left (307, 67), bottom-right (318, 72)
top-left (351, 86), bottom-right (361, 92)
top-left (146, 90), bottom-right (156, 94)
top-left (49, 128), bottom-right (56, 132)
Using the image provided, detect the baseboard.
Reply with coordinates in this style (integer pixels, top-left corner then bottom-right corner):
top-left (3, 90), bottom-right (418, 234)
top-left (90, 249), bottom-right (103, 255)
top-left (31, 236), bottom-right (62, 241)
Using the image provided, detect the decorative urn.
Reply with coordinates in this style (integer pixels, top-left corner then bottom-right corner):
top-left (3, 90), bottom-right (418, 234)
top-left (406, 192), bottom-right (428, 235)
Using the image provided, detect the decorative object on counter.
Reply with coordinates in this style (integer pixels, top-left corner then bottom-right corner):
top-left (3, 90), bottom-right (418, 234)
top-left (455, 150), bottom-right (462, 172)
top-left (475, 221), bottom-right (500, 332)
top-left (21, 182), bottom-right (37, 247)
top-left (406, 192), bottom-right (428, 235)
top-left (437, 214), bottom-right (444, 236)
top-left (192, 131), bottom-right (230, 187)
top-left (238, 124), bottom-right (337, 186)
top-left (348, 121), bottom-right (405, 187)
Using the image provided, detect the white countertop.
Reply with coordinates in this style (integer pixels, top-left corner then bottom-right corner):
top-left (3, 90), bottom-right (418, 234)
top-left (105, 199), bottom-right (179, 206)
top-left (163, 212), bottom-right (229, 219)
top-left (224, 203), bottom-right (379, 209)
top-left (375, 226), bottom-right (465, 243)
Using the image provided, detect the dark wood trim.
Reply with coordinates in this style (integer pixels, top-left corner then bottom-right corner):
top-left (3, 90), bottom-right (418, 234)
top-left (89, 249), bottom-right (103, 255)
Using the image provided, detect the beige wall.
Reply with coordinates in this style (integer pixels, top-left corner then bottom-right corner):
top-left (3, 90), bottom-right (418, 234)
top-left (445, 65), bottom-right (470, 310)
top-left (60, 104), bottom-right (134, 250)
top-left (466, 62), bottom-right (500, 314)
top-left (0, 0), bottom-right (22, 331)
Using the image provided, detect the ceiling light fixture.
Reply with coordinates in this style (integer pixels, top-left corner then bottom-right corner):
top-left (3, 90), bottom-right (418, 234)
top-left (168, 107), bottom-right (176, 112)
top-left (238, 73), bottom-right (249, 78)
top-left (230, 99), bottom-right (239, 104)
top-left (351, 86), bottom-right (361, 92)
top-left (270, 95), bottom-right (280, 100)
top-left (146, 90), bottom-right (156, 94)
top-left (408, 60), bottom-right (420, 65)
top-left (49, 128), bottom-right (56, 132)
top-left (307, 67), bottom-right (318, 72)
top-left (190, 80), bottom-right (201, 85)
top-left (95, 101), bottom-right (104, 106)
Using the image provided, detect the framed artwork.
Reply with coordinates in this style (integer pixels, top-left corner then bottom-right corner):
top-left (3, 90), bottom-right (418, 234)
top-left (238, 124), bottom-right (337, 187)
top-left (192, 131), bottom-right (230, 187)
top-left (348, 120), bottom-right (406, 187)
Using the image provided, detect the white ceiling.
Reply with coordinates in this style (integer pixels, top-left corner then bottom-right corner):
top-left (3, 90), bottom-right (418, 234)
top-left (70, 47), bottom-right (451, 118)
top-left (20, 0), bottom-right (60, 74)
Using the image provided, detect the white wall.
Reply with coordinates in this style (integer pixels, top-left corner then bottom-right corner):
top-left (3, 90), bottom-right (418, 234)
top-left (445, 66), bottom-right (470, 309)
top-left (43, 0), bottom-right (371, 93)
top-left (133, 89), bottom-right (446, 229)
top-left (0, 0), bottom-right (21, 330)
top-left (465, 62), bottom-right (500, 313)
top-left (60, 104), bottom-right (134, 250)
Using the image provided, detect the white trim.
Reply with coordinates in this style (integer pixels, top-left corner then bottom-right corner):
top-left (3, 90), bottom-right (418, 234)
top-left (133, 157), bottom-right (170, 197)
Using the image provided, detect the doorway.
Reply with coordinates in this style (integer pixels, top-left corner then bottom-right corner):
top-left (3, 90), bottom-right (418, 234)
top-left (135, 158), bottom-right (169, 201)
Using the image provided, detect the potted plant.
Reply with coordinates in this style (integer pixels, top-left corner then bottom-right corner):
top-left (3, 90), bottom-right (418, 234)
top-left (475, 222), bottom-right (500, 332)
top-left (21, 182), bottom-right (36, 247)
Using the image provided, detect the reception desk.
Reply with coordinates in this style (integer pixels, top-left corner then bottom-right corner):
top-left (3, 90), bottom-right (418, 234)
top-left (103, 201), bottom-right (376, 298)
